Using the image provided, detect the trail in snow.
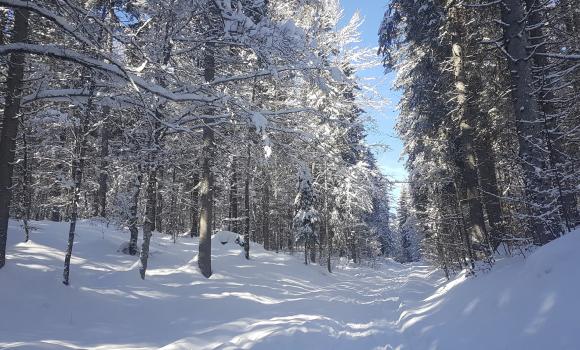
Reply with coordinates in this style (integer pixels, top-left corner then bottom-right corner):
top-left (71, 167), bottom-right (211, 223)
top-left (0, 220), bottom-right (578, 350)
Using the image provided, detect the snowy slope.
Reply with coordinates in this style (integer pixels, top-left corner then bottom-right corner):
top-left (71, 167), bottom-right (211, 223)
top-left (0, 220), bottom-right (578, 349)
top-left (398, 229), bottom-right (580, 350)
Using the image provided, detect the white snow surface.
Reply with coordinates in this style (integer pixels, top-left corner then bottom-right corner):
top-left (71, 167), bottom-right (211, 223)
top-left (1, 220), bottom-right (578, 349)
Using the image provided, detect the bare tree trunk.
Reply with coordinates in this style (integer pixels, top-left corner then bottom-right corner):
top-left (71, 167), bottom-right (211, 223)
top-left (128, 171), bottom-right (143, 256)
top-left (63, 148), bottom-right (85, 285)
top-left (475, 136), bottom-right (503, 249)
top-left (448, 3), bottom-right (490, 258)
top-left (198, 125), bottom-right (214, 277)
top-left (229, 157), bottom-right (239, 233)
top-left (310, 239), bottom-right (316, 263)
top-left (326, 228), bottom-right (332, 273)
top-left (198, 40), bottom-right (216, 278)
top-left (451, 182), bottom-right (475, 268)
top-left (169, 167), bottom-right (178, 243)
top-left (96, 120), bottom-right (109, 218)
top-left (243, 144), bottom-right (251, 260)
top-left (324, 161), bottom-right (332, 272)
top-left (155, 167), bottom-right (163, 233)
top-left (189, 172), bottom-right (199, 237)
top-left (139, 168), bottom-right (157, 279)
top-left (349, 230), bottom-right (357, 264)
top-left (21, 125), bottom-right (32, 242)
top-left (0, 9), bottom-right (29, 269)
top-left (63, 77), bottom-right (93, 285)
top-left (318, 228), bottom-right (323, 266)
top-left (262, 174), bottom-right (270, 250)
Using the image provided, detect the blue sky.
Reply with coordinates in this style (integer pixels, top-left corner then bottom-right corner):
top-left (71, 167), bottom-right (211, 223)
top-left (339, 0), bottom-right (407, 204)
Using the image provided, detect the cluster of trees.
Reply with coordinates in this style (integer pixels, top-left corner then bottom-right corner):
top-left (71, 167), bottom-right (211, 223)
top-left (395, 185), bottom-right (421, 263)
top-left (380, 0), bottom-right (579, 275)
top-left (0, 0), bottom-right (394, 283)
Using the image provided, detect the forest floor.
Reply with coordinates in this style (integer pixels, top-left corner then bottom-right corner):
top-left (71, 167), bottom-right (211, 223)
top-left (1, 220), bottom-right (578, 350)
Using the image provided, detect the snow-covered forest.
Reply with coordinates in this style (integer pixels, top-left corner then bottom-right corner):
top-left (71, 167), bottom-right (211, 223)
top-left (0, 0), bottom-right (394, 280)
top-left (379, 0), bottom-right (580, 275)
top-left (0, 0), bottom-right (578, 349)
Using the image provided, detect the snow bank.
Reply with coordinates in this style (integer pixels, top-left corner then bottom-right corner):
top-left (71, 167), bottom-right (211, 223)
top-left (398, 229), bottom-right (580, 350)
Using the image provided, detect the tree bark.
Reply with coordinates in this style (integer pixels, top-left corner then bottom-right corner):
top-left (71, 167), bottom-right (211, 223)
top-left (326, 227), bottom-right (332, 273)
top-left (198, 123), bottom-right (214, 278)
top-left (310, 239), bottom-right (316, 263)
top-left (448, 2), bottom-right (490, 258)
top-left (198, 41), bottom-right (215, 278)
top-left (229, 157), bottom-right (239, 233)
top-left (155, 168), bottom-right (163, 233)
top-left (451, 181), bottom-right (475, 267)
top-left (62, 146), bottom-right (86, 285)
top-left (96, 120), bottom-right (109, 218)
top-left (474, 136), bottom-right (503, 250)
top-left (139, 168), bottom-right (157, 279)
top-left (189, 172), bottom-right (199, 237)
top-left (169, 167), bottom-right (178, 242)
top-left (21, 125), bottom-right (32, 242)
top-left (262, 174), bottom-right (270, 250)
top-left (0, 8), bottom-right (29, 269)
top-left (244, 144), bottom-right (251, 260)
top-left (128, 171), bottom-right (143, 256)
top-left (63, 77), bottom-right (94, 285)
top-left (324, 161), bottom-right (332, 273)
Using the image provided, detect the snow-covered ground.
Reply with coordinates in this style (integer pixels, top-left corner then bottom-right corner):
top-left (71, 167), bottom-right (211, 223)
top-left (1, 220), bottom-right (578, 350)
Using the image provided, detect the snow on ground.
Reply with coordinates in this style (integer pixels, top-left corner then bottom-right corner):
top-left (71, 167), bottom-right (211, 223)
top-left (0, 220), bottom-right (578, 350)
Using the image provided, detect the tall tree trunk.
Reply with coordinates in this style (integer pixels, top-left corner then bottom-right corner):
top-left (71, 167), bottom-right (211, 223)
top-left (198, 124), bottom-right (214, 278)
top-left (96, 120), bottom-right (109, 218)
top-left (62, 145), bottom-right (86, 285)
top-left (326, 227), bottom-right (333, 273)
top-left (94, 1), bottom-right (113, 217)
top-left (139, 168), bottom-right (157, 279)
top-left (21, 125), bottom-right (32, 242)
top-left (128, 171), bottom-right (143, 256)
top-left (198, 41), bottom-right (215, 278)
top-left (324, 161), bottom-right (332, 273)
top-left (229, 157), bottom-right (238, 233)
top-left (169, 167), bottom-right (178, 243)
top-left (262, 174), bottom-right (270, 250)
top-left (475, 136), bottom-right (503, 250)
top-left (448, 3), bottom-right (490, 258)
top-left (244, 144), bottom-right (251, 260)
top-left (155, 167), bottom-right (163, 233)
top-left (451, 181), bottom-right (475, 267)
top-left (349, 230), bottom-right (357, 264)
top-left (63, 76), bottom-right (94, 285)
top-left (0, 9), bottom-right (29, 269)
top-left (189, 172), bottom-right (199, 237)
top-left (310, 239), bottom-right (316, 263)
top-left (501, 0), bottom-right (560, 244)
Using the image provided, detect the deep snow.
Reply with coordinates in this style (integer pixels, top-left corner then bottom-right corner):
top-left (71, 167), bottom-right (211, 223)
top-left (0, 220), bottom-right (578, 349)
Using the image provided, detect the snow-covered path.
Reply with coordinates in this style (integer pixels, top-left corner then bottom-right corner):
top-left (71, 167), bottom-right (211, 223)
top-left (1, 220), bottom-right (578, 349)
